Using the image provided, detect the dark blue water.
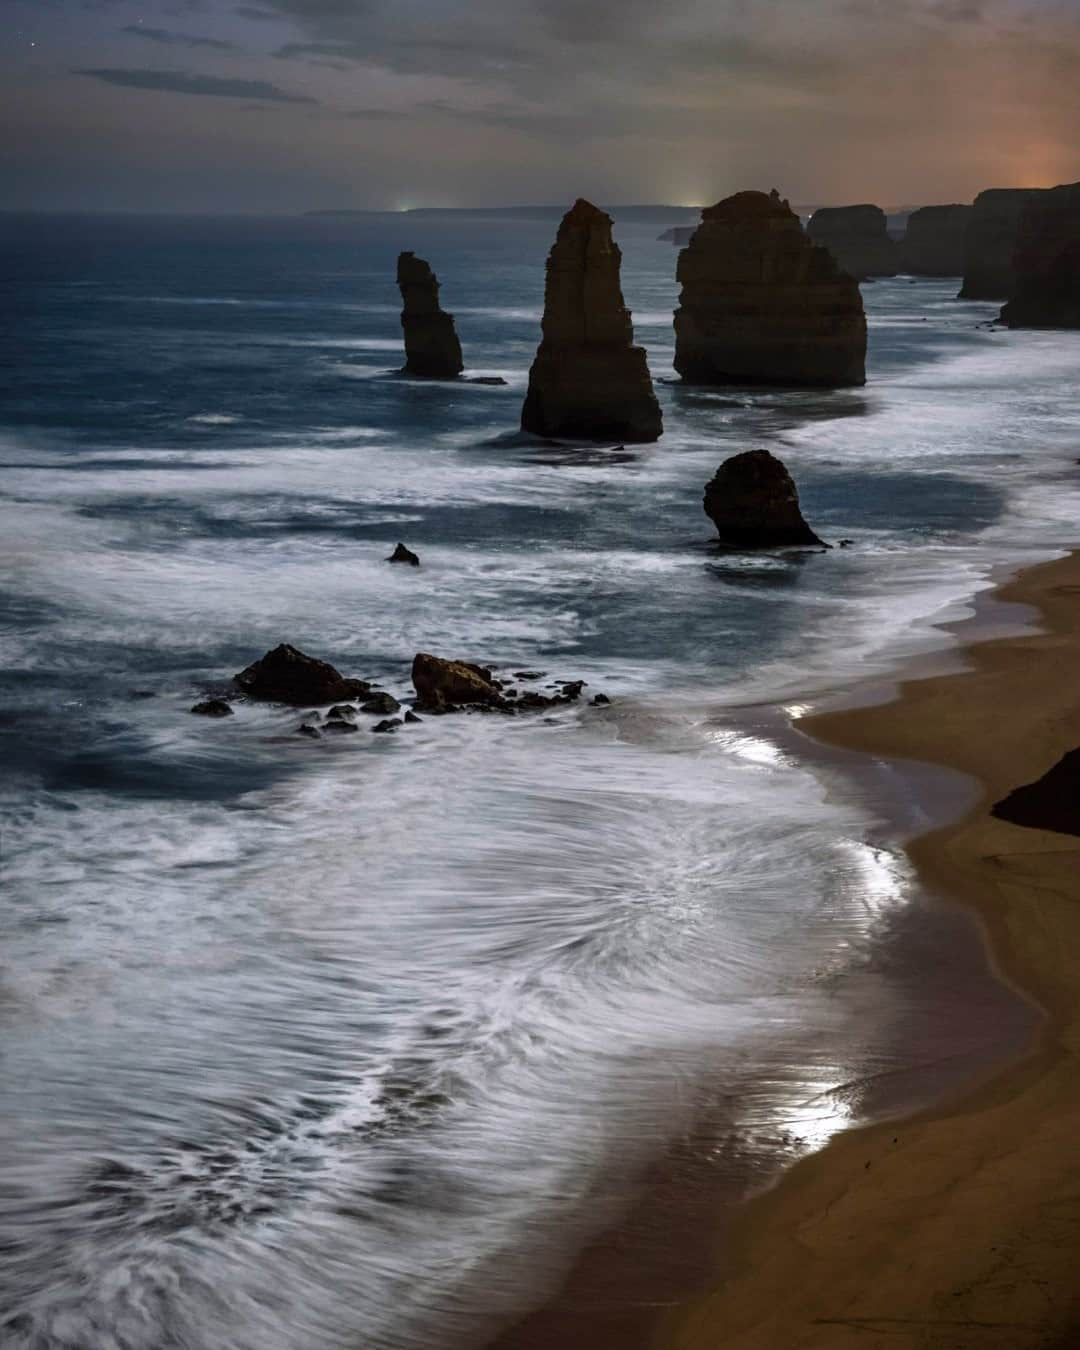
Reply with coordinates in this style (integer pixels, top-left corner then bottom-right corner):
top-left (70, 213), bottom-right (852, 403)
top-left (2, 211), bottom-right (1078, 1350)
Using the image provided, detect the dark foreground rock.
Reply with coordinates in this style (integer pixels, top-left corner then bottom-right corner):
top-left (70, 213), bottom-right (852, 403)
top-left (234, 644), bottom-right (371, 705)
top-left (191, 699), bottom-right (233, 717)
top-left (999, 182), bottom-right (1080, 329)
top-left (959, 188), bottom-right (1045, 299)
top-left (521, 199), bottom-right (663, 443)
top-left (992, 748), bottom-right (1080, 836)
top-left (806, 205), bottom-right (899, 280)
top-left (704, 449), bottom-right (825, 548)
top-left (674, 190), bottom-right (866, 387)
top-left (397, 252), bottom-right (464, 378)
top-left (900, 205), bottom-right (972, 276)
top-left (387, 542), bottom-right (420, 566)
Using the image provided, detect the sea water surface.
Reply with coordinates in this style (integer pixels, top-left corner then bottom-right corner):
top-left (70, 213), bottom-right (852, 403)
top-left (2, 211), bottom-right (1079, 1350)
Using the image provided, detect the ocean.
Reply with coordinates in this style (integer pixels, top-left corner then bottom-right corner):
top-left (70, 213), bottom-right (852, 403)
top-left (2, 209), bottom-right (1078, 1349)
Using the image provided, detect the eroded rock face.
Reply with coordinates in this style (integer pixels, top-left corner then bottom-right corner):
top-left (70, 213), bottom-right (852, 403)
top-left (704, 449), bottom-right (825, 548)
top-left (900, 205), bottom-right (972, 276)
top-left (806, 205), bottom-right (898, 279)
top-left (234, 644), bottom-right (371, 705)
top-left (959, 189), bottom-right (1045, 300)
top-left (674, 190), bottom-right (866, 387)
top-left (999, 182), bottom-right (1080, 329)
top-left (397, 252), bottom-right (464, 378)
top-left (521, 199), bottom-right (663, 443)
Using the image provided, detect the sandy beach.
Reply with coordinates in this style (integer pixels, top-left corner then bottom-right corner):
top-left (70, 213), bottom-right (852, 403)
top-left (656, 549), bottom-right (1080, 1349)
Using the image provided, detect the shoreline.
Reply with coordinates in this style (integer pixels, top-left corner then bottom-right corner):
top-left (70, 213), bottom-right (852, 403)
top-left (490, 549), bottom-right (1080, 1350)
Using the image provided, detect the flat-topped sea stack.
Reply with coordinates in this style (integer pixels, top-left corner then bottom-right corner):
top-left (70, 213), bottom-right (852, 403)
top-left (521, 199), bottom-right (662, 443)
top-left (959, 189), bottom-right (1045, 299)
top-left (674, 190), bottom-right (867, 387)
top-left (900, 205), bottom-right (972, 276)
top-left (806, 205), bottom-right (899, 280)
top-left (999, 182), bottom-right (1080, 329)
top-left (704, 449), bottom-right (825, 548)
top-left (396, 251), bottom-right (464, 378)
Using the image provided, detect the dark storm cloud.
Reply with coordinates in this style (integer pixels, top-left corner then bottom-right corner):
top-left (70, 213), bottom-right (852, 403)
top-left (122, 25), bottom-right (241, 51)
top-left (72, 67), bottom-right (318, 101)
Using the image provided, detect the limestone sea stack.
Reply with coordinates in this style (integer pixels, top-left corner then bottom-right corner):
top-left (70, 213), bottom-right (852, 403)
top-left (999, 182), bottom-right (1080, 329)
top-left (673, 190), bottom-right (866, 387)
top-left (396, 251), bottom-right (464, 378)
top-left (704, 449), bottom-right (825, 548)
top-left (959, 189), bottom-right (1045, 299)
top-left (900, 205), bottom-right (972, 276)
top-left (521, 199), bottom-right (663, 443)
top-left (806, 205), bottom-right (899, 280)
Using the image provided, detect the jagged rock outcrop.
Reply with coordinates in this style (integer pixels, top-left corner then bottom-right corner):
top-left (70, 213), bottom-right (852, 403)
top-left (999, 182), bottom-right (1080, 329)
top-left (674, 190), bottom-right (866, 387)
top-left (411, 653), bottom-right (505, 711)
top-left (396, 252), bottom-right (464, 378)
top-left (704, 449), bottom-right (825, 548)
top-left (900, 205), bottom-right (972, 276)
top-left (234, 644), bottom-right (371, 705)
top-left (806, 205), bottom-right (898, 279)
top-left (521, 199), bottom-right (663, 443)
top-left (387, 542), bottom-right (420, 566)
top-left (959, 188), bottom-right (1045, 299)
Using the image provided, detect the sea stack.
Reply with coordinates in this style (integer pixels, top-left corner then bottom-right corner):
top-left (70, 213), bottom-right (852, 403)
top-left (900, 205), bottom-right (973, 276)
top-left (704, 449), bottom-right (825, 548)
top-left (959, 189), bottom-right (1045, 300)
top-left (673, 190), bottom-right (866, 387)
top-left (999, 182), bottom-right (1080, 329)
top-left (396, 251), bottom-right (464, 378)
top-left (521, 199), bottom-right (662, 443)
top-left (806, 205), bottom-right (899, 280)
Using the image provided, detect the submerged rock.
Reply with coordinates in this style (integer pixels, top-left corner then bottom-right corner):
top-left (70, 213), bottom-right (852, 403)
top-left (900, 205), bottom-right (972, 276)
top-left (999, 182), bottom-right (1080, 329)
top-left (372, 718), bottom-right (402, 733)
top-left (521, 199), bottom-right (663, 443)
top-left (234, 644), bottom-right (371, 706)
top-left (387, 542), bottom-right (420, 566)
top-left (674, 190), bottom-right (866, 388)
top-left (297, 723), bottom-right (321, 739)
top-left (396, 251), bottom-right (464, 378)
top-left (704, 449), bottom-right (825, 548)
top-left (411, 653), bottom-right (504, 712)
top-left (959, 188), bottom-right (1045, 300)
top-left (658, 226), bottom-right (697, 245)
top-left (191, 698), bottom-right (233, 718)
top-left (806, 205), bottom-right (899, 280)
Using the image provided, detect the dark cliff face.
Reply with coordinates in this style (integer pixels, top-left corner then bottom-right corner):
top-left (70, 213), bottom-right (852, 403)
top-left (521, 199), bottom-right (663, 443)
top-left (958, 189), bottom-right (1045, 301)
top-left (673, 190), bottom-right (867, 389)
top-left (999, 182), bottom-right (1080, 330)
top-left (900, 205), bottom-right (973, 277)
top-left (703, 449), bottom-right (825, 548)
top-left (397, 251), bottom-right (464, 378)
top-left (806, 204), bottom-right (899, 280)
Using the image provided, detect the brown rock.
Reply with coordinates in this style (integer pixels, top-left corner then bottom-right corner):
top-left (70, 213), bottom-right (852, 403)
top-left (521, 199), bottom-right (663, 443)
top-left (959, 188), bottom-right (1045, 300)
top-left (674, 190), bottom-right (866, 388)
top-left (806, 205), bottom-right (899, 280)
top-left (234, 644), bottom-right (371, 705)
top-left (704, 449), bottom-right (825, 548)
top-left (900, 205), bottom-right (972, 276)
top-left (411, 653), bottom-right (505, 711)
top-left (999, 182), bottom-right (1080, 329)
top-left (397, 252), bottom-right (464, 378)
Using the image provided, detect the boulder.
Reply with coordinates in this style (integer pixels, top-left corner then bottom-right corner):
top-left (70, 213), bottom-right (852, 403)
top-left (806, 205), bottom-right (899, 279)
top-left (704, 449), bottom-right (825, 548)
top-left (999, 182), bottom-right (1080, 329)
top-left (900, 205), bottom-right (972, 276)
top-left (387, 542), bottom-right (420, 566)
top-left (361, 692), bottom-right (401, 715)
top-left (959, 188), bottom-right (1045, 299)
top-left (411, 653), bottom-right (505, 711)
top-left (191, 698), bottom-right (233, 717)
top-left (521, 199), bottom-right (663, 443)
top-left (397, 252), bottom-right (464, 378)
top-left (372, 718), bottom-right (402, 734)
top-left (234, 644), bottom-right (371, 705)
top-left (674, 190), bottom-right (866, 387)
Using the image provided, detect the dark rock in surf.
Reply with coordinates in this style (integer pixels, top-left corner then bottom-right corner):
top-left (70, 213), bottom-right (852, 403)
top-left (191, 698), bottom-right (234, 717)
top-left (372, 718), bottom-right (402, 734)
top-left (323, 718), bottom-right (359, 734)
top-left (521, 199), bottom-right (663, 443)
top-left (900, 205), bottom-right (972, 276)
top-left (591, 693), bottom-right (611, 706)
top-left (297, 723), bottom-right (321, 739)
top-left (387, 542), bottom-right (420, 566)
top-left (361, 693), bottom-right (401, 715)
top-left (326, 704), bottom-right (356, 721)
top-left (704, 449), bottom-right (826, 548)
top-left (999, 182), bottom-right (1080, 329)
top-left (411, 653), bottom-right (505, 712)
top-left (959, 188), bottom-right (1046, 299)
top-left (404, 710), bottom-right (422, 723)
top-left (397, 252), bottom-right (464, 378)
top-left (806, 205), bottom-right (899, 280)
top-left (234, 644), bottom-right (371, 706)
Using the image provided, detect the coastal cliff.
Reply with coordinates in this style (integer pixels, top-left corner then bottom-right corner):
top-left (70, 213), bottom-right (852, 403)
top-left (959, 189), bottom-right (1044, 300)
top-left (900, 205), bottom-right (972, 276)
top-left (806, 204), bottom-right (899, 280)
top-left (396, 251), bottom-right (464, 378)
top-left (999, 181), bottom-right (1080, 329)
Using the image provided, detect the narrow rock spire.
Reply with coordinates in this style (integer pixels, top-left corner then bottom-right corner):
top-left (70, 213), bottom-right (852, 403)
top-left (396, 251), bottom-right (464, 378)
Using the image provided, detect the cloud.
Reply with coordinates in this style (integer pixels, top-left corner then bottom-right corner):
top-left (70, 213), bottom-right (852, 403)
top-left (121, 25), bottom-right (240, 51)
top-left (72, 67), bottom-right (317, 102)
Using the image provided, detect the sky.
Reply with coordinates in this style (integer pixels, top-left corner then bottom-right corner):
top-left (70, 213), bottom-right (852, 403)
top-left (3, 0), bottom-right (1079, 213)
